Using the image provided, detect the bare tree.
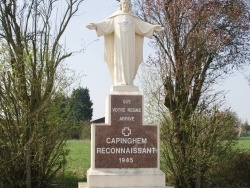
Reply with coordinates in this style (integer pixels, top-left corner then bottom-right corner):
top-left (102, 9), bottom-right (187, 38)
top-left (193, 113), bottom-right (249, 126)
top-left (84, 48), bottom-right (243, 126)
top-left (0, 0), bottom-right (83, 187)
top-left (134, 0), bottom-right (250, 187)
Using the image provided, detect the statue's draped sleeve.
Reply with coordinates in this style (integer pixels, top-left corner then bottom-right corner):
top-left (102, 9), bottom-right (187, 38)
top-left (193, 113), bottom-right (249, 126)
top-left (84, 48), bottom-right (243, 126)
top-left (95, 19), bottom-right (115, 82)
top-left (134, 18), bottom-right (158, 38)
top-left (134, 18), bottom-right (161, 76)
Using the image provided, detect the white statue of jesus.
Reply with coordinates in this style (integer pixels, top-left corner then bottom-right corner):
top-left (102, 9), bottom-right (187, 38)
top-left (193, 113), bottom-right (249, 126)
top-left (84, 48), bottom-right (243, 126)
top-left (87, 0), bottom-right (164, 86)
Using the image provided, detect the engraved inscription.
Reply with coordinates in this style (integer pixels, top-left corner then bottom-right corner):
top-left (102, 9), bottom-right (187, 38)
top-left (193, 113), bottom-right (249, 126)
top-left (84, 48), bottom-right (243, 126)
top-left (112, 108), bottom-right (126, 112)
top-left (111, 95), bottom-right (143, 125)
top-left (119, 116), bottom-right (134, 121)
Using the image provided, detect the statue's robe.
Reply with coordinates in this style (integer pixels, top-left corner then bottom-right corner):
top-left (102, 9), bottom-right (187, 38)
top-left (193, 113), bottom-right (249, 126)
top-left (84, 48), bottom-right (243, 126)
top-left (95, 11), bottom-right (159, 86)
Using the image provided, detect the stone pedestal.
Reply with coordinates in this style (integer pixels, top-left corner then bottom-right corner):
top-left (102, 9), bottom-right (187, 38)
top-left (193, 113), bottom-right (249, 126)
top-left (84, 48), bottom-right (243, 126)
top-left (87, 169), bottom-right (166, 188)
top-left (81, 89), bottom-right (167, 188)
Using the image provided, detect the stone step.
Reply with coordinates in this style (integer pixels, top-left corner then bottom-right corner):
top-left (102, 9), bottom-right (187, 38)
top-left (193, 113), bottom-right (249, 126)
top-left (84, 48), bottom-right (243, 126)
top-left (85, 168), bottom-right (167, 188)
top-left (79, 182), bottom-right (174, 188)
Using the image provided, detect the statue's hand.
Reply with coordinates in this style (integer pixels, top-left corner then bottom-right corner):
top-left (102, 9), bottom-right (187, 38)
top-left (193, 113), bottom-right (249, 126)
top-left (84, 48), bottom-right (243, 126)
top-left (155, 25), bottom-right (165, 32)
top-left (86, 23), bottom-right (97, 30)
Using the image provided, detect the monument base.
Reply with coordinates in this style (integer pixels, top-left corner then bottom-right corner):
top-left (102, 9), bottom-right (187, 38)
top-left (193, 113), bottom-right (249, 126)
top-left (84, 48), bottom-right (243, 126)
top-left (110, 85), bottom-right (140, 94)
top-left (81, 168), bottom-right (166, 188)
top-left (83, 93), bottom-right (169, 188)
top-left (79, 183), bottom-right (172, 188)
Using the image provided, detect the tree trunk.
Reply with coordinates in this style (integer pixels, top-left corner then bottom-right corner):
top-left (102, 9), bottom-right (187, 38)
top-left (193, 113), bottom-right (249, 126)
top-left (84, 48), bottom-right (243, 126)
top-left (26, 149), bottom-right (31, 188)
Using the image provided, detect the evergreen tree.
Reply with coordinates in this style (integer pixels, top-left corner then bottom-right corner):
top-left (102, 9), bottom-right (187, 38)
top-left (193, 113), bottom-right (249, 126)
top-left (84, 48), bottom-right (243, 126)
top-left (70, 87), bottom-right (93, 121)
top-left (68, 87), bottom-right (93, 139)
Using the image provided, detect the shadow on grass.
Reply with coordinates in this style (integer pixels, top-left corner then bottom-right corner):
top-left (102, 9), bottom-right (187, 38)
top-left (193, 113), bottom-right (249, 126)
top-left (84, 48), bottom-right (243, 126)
top-left (52, 171), bottom-right (87, 188)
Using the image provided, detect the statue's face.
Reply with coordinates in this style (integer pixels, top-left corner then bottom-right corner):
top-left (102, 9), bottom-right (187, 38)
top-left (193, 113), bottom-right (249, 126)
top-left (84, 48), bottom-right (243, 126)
top-left (121, 1), bottom-right (130, 12)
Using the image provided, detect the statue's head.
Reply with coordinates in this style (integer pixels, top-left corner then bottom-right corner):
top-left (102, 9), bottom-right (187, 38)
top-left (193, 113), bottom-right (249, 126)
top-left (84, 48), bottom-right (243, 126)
top-left (119, 0), bottom-right (132, 11)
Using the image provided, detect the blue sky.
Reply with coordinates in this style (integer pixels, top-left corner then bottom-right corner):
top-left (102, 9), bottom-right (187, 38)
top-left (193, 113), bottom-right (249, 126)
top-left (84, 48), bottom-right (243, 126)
top-left (63, 0), bottom-right (250, 123)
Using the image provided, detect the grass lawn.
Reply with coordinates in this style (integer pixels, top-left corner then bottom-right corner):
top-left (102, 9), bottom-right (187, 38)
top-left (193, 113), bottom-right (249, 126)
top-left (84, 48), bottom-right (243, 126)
top-left (236, 137), bottom-right (250, 150)
top-left (55, 140), bottom-right (90, 187)
top-left (65, 140), bottom-right (91, 177)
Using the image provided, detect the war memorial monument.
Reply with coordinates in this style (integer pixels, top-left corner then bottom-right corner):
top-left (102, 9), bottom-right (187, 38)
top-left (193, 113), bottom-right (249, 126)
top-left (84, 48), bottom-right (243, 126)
top-left (80, 0), bottom-right (167, 187)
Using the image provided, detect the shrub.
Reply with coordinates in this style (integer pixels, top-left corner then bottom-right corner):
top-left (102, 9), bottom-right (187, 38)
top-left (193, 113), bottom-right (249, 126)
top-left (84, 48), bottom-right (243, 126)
top-left (205, 150), bottom-right (250, 187)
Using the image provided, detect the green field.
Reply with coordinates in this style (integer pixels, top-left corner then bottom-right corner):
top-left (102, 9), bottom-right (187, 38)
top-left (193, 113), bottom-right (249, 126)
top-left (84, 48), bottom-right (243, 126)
top-left (235, 137), bottom-right (250, 150)
top-left (65, 140), bottom-right (91, 177)
top-left (56, 140), bottom-right (90, 187)
top-left (58, 138), bottom-right (250, 186)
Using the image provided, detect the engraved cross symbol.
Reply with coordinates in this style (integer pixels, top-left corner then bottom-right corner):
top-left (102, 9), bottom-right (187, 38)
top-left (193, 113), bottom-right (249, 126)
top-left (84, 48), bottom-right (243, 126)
top-left (122, 127), bottom-right (132, 137)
